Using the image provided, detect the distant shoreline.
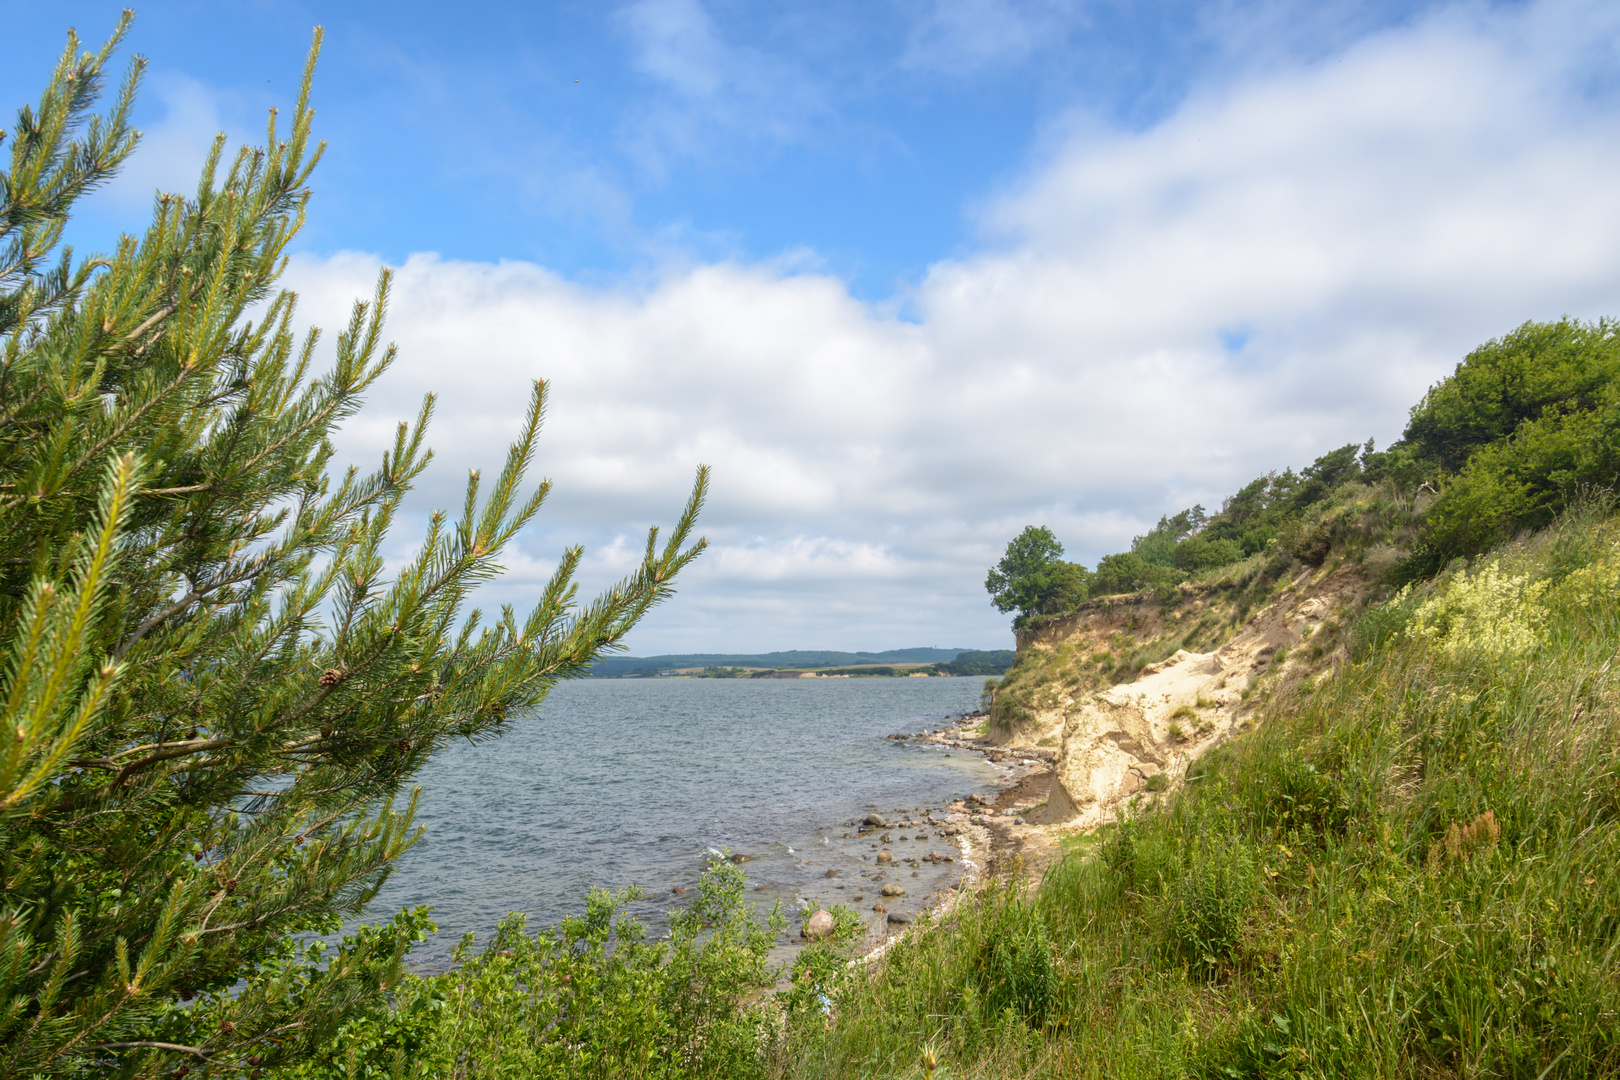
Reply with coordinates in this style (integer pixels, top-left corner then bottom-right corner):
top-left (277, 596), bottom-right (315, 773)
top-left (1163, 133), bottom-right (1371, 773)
top-left (588, 648), bottom-right (1016, 679)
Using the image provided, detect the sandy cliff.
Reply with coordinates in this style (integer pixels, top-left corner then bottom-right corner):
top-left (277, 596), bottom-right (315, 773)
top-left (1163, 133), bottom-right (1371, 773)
top-left (1026, 562), bottom-right (1371, 828)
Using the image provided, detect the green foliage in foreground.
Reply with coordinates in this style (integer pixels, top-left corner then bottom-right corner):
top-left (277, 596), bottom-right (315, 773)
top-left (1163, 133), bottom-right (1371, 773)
top-left (0, 26), bottom-right (706, 1076)
top-left (782, 508), bottom-right (1620, 1079)
top-left (272, 857), bottom-right (870, 1080)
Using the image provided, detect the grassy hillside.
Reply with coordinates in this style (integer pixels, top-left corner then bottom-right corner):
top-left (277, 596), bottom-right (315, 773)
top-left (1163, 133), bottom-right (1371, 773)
top-left (777, 504), bottom-right (1620, 1078)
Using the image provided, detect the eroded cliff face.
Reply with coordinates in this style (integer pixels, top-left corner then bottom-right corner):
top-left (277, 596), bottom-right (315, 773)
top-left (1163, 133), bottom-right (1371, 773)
top-left (1029, 563), bottom-right (1371, 828)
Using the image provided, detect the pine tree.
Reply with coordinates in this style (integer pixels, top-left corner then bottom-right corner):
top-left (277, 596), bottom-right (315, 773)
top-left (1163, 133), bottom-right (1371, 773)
top-left (0, 21), bottom-right (708, 1075)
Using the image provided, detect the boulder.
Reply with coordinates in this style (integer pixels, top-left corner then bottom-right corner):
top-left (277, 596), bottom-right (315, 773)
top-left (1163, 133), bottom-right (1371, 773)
top-left (881, 884), bottom-right (905, 897)
top-left (887, 912), bottom-right (911, 925)
top-left (872, 902), bottom-right (887, 913)
top-left (824, 868), bottom-right (838, 877)
top-left (875, 851), bottom-right (893, 864)
top-left (801, 909), bottom-right (836, 940)
top-left (863, 813), bottom-right (887, 827)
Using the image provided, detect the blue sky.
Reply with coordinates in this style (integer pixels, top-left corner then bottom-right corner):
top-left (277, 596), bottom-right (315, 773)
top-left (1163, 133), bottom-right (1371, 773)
top-left (7, 0), bottom-right (1620, 653)
top-left (11, 0), bottom-right (1441, 292)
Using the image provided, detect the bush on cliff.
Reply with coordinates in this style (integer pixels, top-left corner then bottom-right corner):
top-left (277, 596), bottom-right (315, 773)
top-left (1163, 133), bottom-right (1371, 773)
top-left (1402, 317), bottom-right (1620, 472)
top-left (1398, 318), bottom-right (1620, 570)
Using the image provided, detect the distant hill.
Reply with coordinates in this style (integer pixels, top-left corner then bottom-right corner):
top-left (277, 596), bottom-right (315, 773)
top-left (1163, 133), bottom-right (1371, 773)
top-left (585, 647), bottom-right (978, 678)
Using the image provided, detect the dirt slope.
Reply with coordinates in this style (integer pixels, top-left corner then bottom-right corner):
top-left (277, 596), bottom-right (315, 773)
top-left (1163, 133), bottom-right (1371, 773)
top-left (1030, 562), bottom-right (1370, 828)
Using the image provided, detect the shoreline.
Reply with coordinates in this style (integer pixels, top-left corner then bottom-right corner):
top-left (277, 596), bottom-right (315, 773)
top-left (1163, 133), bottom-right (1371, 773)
top-left (785, 712), bottom-right (1066, 966)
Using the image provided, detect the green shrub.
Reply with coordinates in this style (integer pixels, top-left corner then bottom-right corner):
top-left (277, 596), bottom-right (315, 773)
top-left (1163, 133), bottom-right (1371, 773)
top-left (1419, 396), bottom-right (1620, 565)
top-left (1174, 535), bottom-right (1244, 573)
top-left (1094, 552), bottom-right (1175, 596)
top-left (971, 883), bottom-right (1056, 1029)
top-left (1403, 317), bottom-right (1620, 473)
top-left (1348, 586), bottom-right (1423, 660)
top-left (990, 694), bottom-right (1038, 736)
top-left (1166, 837), bottom-right (1257, 970)
top-left (277, 857), bottom-right (782, 1080)
top-left (1243, 753), bottom-right (1354, 839)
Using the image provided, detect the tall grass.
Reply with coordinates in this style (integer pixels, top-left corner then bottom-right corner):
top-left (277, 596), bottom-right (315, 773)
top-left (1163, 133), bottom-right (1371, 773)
top-left (777, 512), bottom-right (1620, 1078)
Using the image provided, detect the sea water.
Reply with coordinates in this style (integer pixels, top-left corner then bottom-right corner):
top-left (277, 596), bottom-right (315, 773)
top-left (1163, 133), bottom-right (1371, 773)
top-left (365, 675), bottom-right (996, 965)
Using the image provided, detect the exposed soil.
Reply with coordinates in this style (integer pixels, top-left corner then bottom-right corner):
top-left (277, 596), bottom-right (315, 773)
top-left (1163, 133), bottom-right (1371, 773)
top-left (981, 769), bottom-right (1060, 878)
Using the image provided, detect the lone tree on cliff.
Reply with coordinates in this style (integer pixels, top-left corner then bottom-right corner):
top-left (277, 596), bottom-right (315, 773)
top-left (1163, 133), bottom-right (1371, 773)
top-left (985, 526), bottom-right (1092, 627)
top-left (0, 22), bottom-right (707, 1075)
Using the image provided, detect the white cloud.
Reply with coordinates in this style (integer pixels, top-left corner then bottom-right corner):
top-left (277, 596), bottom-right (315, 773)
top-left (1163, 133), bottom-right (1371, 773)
top-left (623, 0), bottom-right (729, 98)
top-left (615, 0), bottom-right (830, 172)
top-left (286, 0), bottom-right (1620, 654)
top-left (899, 0), bottom-right (1076, 73)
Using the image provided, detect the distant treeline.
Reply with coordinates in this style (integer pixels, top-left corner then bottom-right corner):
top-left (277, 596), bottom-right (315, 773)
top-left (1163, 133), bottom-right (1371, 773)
top-left (587, 647), bottom-right (977, 678)
top-left (933, 650), bottom-right (1017, 676)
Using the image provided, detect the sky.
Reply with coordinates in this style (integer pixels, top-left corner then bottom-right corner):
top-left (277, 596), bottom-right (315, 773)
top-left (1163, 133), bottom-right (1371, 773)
top-left (6, 0), bottom-right (1620, 654)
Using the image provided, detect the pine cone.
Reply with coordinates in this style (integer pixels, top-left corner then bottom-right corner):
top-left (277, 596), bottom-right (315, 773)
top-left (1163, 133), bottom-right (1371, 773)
top-left (318, 668), bottom-right (346, 687)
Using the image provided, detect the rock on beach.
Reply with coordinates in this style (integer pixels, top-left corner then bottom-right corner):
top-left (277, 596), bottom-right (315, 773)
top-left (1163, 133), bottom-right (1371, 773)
top-left (801, 909), bottom-right (835, 940)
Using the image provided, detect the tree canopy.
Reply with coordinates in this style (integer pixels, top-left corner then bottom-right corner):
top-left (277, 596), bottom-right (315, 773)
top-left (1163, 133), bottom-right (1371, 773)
top-left (984, 526), bottom-right (1093, 627)
top-left (985, 316), bottom-right (1620, 628)
top-left (0, 24), bottom-right (707, 1075)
